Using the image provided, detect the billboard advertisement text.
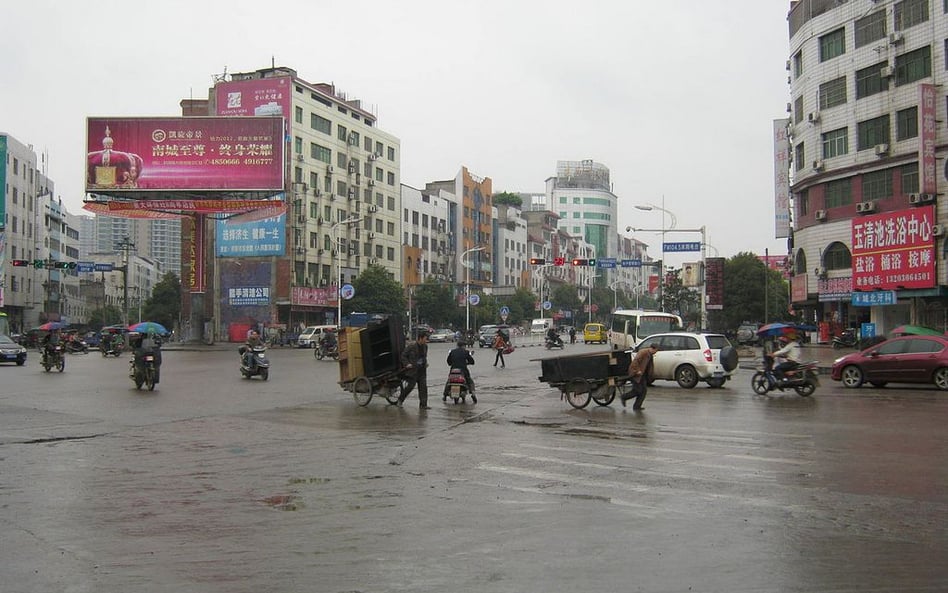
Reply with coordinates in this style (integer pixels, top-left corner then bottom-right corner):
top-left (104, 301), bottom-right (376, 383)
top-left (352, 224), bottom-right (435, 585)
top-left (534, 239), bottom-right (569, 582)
top-left (216, 213), bottom-right (286, 257)
top-left (851, 205), bottom-right (935, 291)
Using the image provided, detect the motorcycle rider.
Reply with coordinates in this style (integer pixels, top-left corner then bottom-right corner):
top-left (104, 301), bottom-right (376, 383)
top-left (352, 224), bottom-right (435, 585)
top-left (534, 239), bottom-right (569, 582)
top-left (772, 334), bottom-right (801, 380)
top-left (546, 326), bottom-right (563, 347)
top-left (318, 330), bottom-right (337, 357)
top-left (42, 328), bottom-right (62, 363)
top-left (129, 331), bottom-right (162, 383)
top-left (240, 330), bottom-right (264, 369)
top-left (444, 340), bottom-right (477, 404)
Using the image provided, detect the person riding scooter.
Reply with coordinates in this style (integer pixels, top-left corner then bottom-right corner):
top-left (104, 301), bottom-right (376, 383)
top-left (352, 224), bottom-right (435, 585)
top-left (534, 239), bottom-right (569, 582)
top-left (771, 335), bottom-right (801, 380)
top-left (318, 330), bottom-right (337, 357)
top-left (546, 327), bottom-right (563, 347)
top-left (42, 328), bottom-right (63, 363)
top-left (240, 330), bottom-right (264, 369)
top-left (444, 340), bottom-right (476, 403)
top-left (129, 331), bottom-right (162, 383)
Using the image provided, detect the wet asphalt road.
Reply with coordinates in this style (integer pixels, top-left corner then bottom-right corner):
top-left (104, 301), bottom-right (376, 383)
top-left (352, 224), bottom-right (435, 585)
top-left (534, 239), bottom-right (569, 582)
top-left (1, 343), bottom-right (947, 593)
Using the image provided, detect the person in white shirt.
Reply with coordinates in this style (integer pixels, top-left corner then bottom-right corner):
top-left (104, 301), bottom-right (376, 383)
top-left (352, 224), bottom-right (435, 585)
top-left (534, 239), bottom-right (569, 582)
top-left (772, 335), bottom-right (801, 379)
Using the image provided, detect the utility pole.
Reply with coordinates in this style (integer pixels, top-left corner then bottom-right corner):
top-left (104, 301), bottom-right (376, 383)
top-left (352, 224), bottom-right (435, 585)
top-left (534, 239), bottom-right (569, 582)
top-left (115, 235), bottom-right (136, 326)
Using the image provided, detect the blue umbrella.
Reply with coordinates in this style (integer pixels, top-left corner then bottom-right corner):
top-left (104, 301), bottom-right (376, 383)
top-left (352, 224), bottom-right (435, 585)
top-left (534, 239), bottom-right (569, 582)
top-left (756, 322), bottom-right (797, 338)
top-left (128, 321), bottom-right (169, 335)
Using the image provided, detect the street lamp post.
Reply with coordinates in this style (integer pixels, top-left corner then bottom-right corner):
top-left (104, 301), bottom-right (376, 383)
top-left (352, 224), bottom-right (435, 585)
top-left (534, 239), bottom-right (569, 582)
top-left (534, 263), bottom-right (555, 320)
top-left (332, 216), bottom-right (363, 326)
top-left (634, 202), bottom-right (677, 312)
top-left (609, 279), bottom-right (634, 312)
top-left (462, 247), bottom-right (486, 334)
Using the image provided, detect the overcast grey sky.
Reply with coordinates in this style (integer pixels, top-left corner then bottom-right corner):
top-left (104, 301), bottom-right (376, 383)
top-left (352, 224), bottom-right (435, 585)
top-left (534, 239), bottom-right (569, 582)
top-left (2, 0), bottom-right (791, 265)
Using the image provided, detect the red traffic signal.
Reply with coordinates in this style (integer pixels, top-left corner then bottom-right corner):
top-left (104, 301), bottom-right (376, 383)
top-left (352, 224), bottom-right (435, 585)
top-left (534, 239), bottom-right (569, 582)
top-left (11, 259), bottom-right (30, 267)
top-left (553, 257), bottom-right (565, 266)
top-left (529, 258), bottom-right (546, 265)
top-left (571, 258), bottom-right (588, 266)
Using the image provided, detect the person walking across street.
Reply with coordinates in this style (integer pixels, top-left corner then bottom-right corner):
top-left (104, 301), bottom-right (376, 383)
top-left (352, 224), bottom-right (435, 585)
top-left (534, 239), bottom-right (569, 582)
top-left (622, 344), bottom-right (659, 410)
top-left (398, 330), bottom-right (431, 409)
top-left (492, 329), bottom-right (508, 368)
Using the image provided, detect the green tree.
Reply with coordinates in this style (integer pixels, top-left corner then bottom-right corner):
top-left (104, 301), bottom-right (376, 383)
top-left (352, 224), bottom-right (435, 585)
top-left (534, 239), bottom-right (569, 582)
top-left (551, 283), bottom-right (583, 317)
top-left (412, 278), bottom-right (456, 327)
top-left (346, 264), bottom-right (406, 319)
top-left (720, 252), bottom-right (790, 330)
top-left (662, 271), bottom-right (701, 328)
top-left (141, 272), bottom-right (182, 331)
top-left (493, 191), bottom-right (523, 208)
top-left (87, 305), bottom-right (123, 330)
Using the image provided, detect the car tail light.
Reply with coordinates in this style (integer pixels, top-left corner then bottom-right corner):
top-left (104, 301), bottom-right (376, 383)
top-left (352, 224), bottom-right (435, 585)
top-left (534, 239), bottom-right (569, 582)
top-left (144, 355), bottom-right (154, 362)
top-left (703, 348), bottom-right (713, 362)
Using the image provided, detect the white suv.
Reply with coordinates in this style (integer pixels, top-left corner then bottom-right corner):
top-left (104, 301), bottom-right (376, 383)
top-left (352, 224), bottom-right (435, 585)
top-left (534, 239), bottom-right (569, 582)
top-left (636, 332), bottom-right (738, 388)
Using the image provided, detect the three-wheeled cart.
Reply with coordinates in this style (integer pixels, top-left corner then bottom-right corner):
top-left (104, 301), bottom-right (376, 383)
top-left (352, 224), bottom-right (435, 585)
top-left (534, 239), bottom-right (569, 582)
top-left (338, 317), bottom-right (407, 406)
top-left (537, 349), bottom-right (633, 409)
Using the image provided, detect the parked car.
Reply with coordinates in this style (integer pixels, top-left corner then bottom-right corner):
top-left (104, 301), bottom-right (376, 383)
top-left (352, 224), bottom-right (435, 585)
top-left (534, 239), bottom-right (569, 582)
top-left (831, 334), bottom-right (948, 390)
top-left (636, 332), bottom-right (739, 388)
top-left (0, 334), bottom-right (28, 366)
top-left (583, 323), bottom-right (608, 344)
top-left (429, 328), bottom-right (455, 343)
top-left (297, 325), bottom-right (337, 348)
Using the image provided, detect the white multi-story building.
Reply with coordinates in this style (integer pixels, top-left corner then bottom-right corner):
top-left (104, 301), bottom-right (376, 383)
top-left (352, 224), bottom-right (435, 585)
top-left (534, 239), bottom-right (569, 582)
top-left (786, 0), bottom-right (948, 333)
top-left (545, 160), bottom-right (619, 262)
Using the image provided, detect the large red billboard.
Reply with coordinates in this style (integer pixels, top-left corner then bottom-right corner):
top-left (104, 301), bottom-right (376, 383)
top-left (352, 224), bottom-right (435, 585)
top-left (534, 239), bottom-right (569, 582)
top-left (86, 116), bottom-right (284, 192)
top-left (852, 205), bottom-right (936, 291)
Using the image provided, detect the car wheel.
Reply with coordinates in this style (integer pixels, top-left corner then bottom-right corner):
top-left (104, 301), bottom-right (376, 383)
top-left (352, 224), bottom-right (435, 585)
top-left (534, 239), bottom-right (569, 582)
top-left (840, 365), bottom-right (864, 388)
top-left (675, 365), bottom-right (699, 389)
top-left (719, 346), bottom-right (738, 372)
top-left (933, 367), bottom-right (948, 390)
top-left (16, 359), bottom-right (25, 366)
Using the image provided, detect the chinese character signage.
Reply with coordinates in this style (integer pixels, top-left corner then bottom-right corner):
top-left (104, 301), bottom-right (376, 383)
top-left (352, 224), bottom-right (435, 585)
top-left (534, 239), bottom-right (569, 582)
top-left (851, 205), bottom-right (935, 291)
top-left (228, 286), bottom-right (271, 305)
top-left (920, 84), bottom-right (937, 195)
top-left (818, 276), bottom-right (852, 302)
top-left (216, 213), bottom-right (286, 257)
top-left (773, 119), bottom-right (791, 239)
top-left (663, 242), bottom-right (701, 252)
top-left (852, 291), bottom-right (896, 306)
top-left (86, 116), bottom-right (285, 192)
top-left (215, 76), bottom-right (292, 118)
top-left (291, 286), bottom-right (336, 307)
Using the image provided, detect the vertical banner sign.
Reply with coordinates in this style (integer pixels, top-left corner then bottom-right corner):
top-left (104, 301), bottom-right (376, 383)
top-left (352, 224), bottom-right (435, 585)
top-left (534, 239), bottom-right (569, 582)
top-left (0, 136), bottom-right (7, 307)
top-left (773, 119), bottom-right (791, 239)
top-left (704, 257), bottom-right (725, 310)
top-left (189, 213), bottom-right (206, 293)
top-left (920, 84), bottom-right (937, 195)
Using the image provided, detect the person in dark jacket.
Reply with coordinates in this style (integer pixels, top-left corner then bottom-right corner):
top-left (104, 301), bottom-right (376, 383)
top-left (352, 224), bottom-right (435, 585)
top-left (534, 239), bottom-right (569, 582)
top-left (622, 344), bottom-right (659, 410)
top-left (445, 341), bottom-right (477, 403)
top-left (398, 330), bottom-right (430, 409)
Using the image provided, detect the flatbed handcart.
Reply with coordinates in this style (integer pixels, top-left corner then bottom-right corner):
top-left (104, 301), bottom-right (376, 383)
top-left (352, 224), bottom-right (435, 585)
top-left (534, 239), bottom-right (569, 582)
top-left (337, 317), bottom-right (407, 406)
top-left (537, 349), bottom-right (633, 409)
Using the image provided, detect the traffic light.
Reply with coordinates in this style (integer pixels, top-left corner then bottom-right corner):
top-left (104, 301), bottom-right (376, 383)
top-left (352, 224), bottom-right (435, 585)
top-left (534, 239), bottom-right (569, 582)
top-left (11, 259), bottom-right (30, 267)
top-left (53, 261), bottom-right (77, 269)
top-left (571, 258), bottom-right (588, 266)
top-left (33, 259), bottom-right (46, 269)
top-left (553, 257), bottom-right (565, 266)
top-left (529, 258), bottom-right (546, 265)
top-left (588, 258), bottom-right (597, 268)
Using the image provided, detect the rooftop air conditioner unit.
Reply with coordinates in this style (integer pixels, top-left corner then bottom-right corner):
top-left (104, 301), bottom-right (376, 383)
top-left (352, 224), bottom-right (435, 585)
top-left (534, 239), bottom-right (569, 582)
top-left (297, 215), bottom-right (306, 224)
top-left (812, 159), bottom-right (825, 172)
top-left (808, 111), bottom-right (820, 123)
top-left (814, 266), bottom-right (827, 278)
top-left (880, 65), bottom-right (894, 78)
top-left (908, 192), bottom-right (922, 204)
top-left (815, 209), bottom-right (827, 221)
top-left (329, 195), bottom-right (335, 202)
top-left (786, 102), bottom-right (792, 113)
top-left (314, 188), bottom-right (321, 197)
top-left (786, 59), bottom-right (792, 71)
top-left (370, 258), bottom-right (379, 264)
top-left (348, 162), bottom-right (357, 174)
top-left (874, 143), bottom-right (890, 155)
top-left (934, 224), bottom-right (944, 236)
top-left (319, 278), bottom-right (327, 286)
top-left (327, 165), bottom-right (334, 174)
top-left (318, 249), bottom-right (324, 255)
top-left (889, 31), bottom-right (904, 45)
top-left (296, 154), bottom-right (304, 162)
top-left (368, 153), bottom-right (377, 161)
top-left (367, 180), bottom-right (375, 187)
top-left (367, 205), bottom-right (378, 213)
top-left (368, 232), bottom-right (376, 240)
top-left (856, 201), bottom-right (876, 214)
top-left (347, 188), bottom-right (355, 199)
top-left (317, 217), bottom-right (324, 225)
top-left (909, 193), bottom-right (936, 205)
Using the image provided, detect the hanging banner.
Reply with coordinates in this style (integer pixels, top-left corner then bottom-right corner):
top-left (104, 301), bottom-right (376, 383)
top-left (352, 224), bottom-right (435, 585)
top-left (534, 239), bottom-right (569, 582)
top-left (773, 119), bottom-right (791, 239)
top-left (920, 84), bottom-right (937, 195)
top-left (188, 214), bottom-right (206, 293)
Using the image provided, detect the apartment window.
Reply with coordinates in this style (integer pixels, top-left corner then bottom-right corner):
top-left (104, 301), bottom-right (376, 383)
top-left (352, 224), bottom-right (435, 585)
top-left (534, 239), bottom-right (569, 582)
top-left (819, 28), bottom-right (846, 62)
top-left (819, 77), bottom-right (847, 109)
top-left (896, 106), bottom-right (919, 140)
top-left (311, 114), bottom-right (331, 135)
top-left (822, 128), bottom-right (849, 158)
top-left (375, 141), bottom-right (383, 156)
top-left (310, 171), bottom-right (318, 189)
top-left (855, 11), bottom-right (886, 48)
top-left (795, 142), bottom-right (806, 172)
top-left (794, 95), bottom-right (804, 124)
top-left (857, 115), bottom-right (890, 150)
top-left (311, 143), bottom-right (331, 164)
top-left (856, 62), bottom-right (889, 99)
top-left (387, 146), bottom-right (395, 161)
top-left (336, 180), bottom-right (347, 196)
top-left (894, 0), bottom-right (929, 30)
top-left (793, 50), bottom-right (803, 77)
top-left (387, 171), bottom-right (395, 186)
top-left (336, 152), bottom-right (347, 168)
top-left (294, 136), bottom-right (303, 154)
top-left (901, 162), bottom-right (919, 193)
top-left (348, 131), bottom-right (360, 147)
top-left (824, 242), bottom-right (853, 271)
top-left (895, 45), bottom-right (932, 85)
top-left (862, 169), bottom-right (893, 200)
top-left (798, 189), bottom-right (809, 217)
top-left (337, 125), bottom-right (348, 142)
top-left (375, 167), bottom-right (383, 182)
top-left (825, 178), bottom-right (852, 208)
top-left (295, 106), bottom-right (303, 124)
top-left (364, 136), bottom-right (372, 151)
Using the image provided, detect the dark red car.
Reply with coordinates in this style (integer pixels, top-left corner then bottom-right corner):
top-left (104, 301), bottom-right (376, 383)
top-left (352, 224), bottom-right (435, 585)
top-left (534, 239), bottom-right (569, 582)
top-left (831, 335), bottom-right (948, 390)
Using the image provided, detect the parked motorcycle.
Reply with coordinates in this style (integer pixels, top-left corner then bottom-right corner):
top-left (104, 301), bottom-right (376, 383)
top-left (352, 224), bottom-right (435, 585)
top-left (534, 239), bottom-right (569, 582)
top-left (832, 329), bottom-right (858, 349)
top-left (443, 367), bottom-right (471, 404)
top-left (130, 351), bottom-right (159, 391)
top-left (42, 344), bottom-right (66, 372)
top-left (545, 336), bottom-right (565, 350)
top-left (240, 345), bottom-right (270, 380)
top-left (751, 354), bottom-right (818, 396)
